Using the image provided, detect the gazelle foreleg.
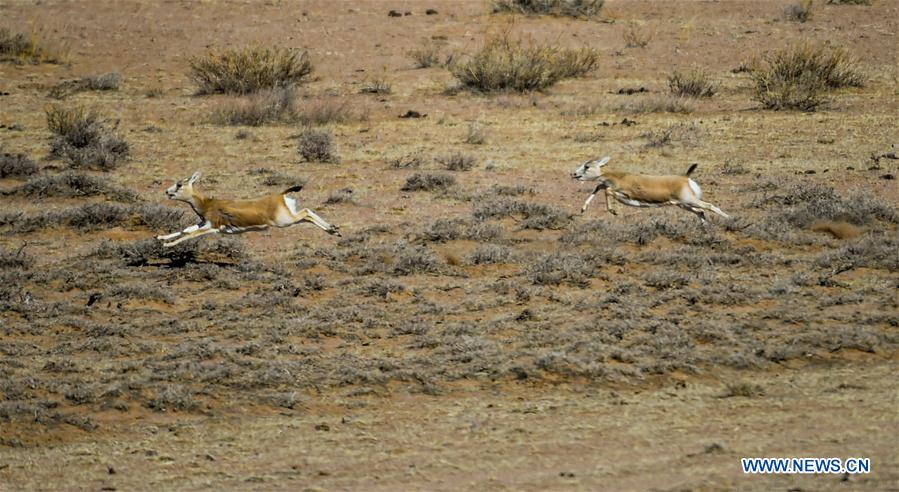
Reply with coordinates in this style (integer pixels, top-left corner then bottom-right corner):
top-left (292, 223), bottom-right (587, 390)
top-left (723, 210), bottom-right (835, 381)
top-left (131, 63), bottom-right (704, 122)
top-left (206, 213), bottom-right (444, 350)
top-left (157, 223), bottom-right (203, 241)
top-left (581, 184), bottom-right (604, 214)
top-left (694, 200), bottom-right (730, 219)
top-left (163, 225), bottom-right (220, 247)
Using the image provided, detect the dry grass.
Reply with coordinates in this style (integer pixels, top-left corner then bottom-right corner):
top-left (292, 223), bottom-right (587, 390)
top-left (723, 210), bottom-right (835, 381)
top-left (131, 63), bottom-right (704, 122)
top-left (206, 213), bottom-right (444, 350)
top-left (449, 33), bottom-right (599, 92)
top-left (826, 0), bottom-right (871, 3)
top-left (0, 148), bottom-right (39, 178)
top-left (437, 152), bottom-right (476, 171)
top-left (623, 22), bottom-right (653, 48)
top-left (785, 0), bottom-right (815, 22)
top-left (0, 26), bottom-right (65, 64)
top-left (618, 95), bottom-right (694, 114)
top-left (748, 43), bottom-right (865, 111)
top-left (212, 87), bottom-right (362, 126)
top-left (407, 40), bottom-right (443, 68)
top-left (189, 47), bottom-right (312, 95)
top-left (667, 68), bottom-right (717, 98)
top-left (2, 171), bottom-right (140, 202)
top-left (48, 72), bottom-right (121, 99)
top-left (401, 173), bottom-right (457, 192)
top-left (45, 105), bottom-right (130, 170)
top-left (492, 0), bottom-right (604, 18)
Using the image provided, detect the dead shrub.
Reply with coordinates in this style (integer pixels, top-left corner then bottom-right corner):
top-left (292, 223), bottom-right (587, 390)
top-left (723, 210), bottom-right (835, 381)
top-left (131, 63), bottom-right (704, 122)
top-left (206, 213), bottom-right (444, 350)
top-left (146, 385), bottom-right (199, 412)
top-left (492, 0), bottom-right (604, 18)
top-left (748, 43), bottom-right (864, 111)
top-left (359, 76), bottom-right (392, 95)
top-left (0, 245), bottom-right (32, 270)
top-left (46, 105), bottom-right (129, 170)
top-left (297, 127), bottom-right (339, 163)
top-left (449, 33), bottom-right (599, 92)
top-left (3, 171), bottom-right (140, 202)
top-left (49, 72), bottom-right (121, 99)
top-left (189, 47), bottom-right (312, 95)
top-left (623, 22), bottom-right (652, 48)
top-left (214, 87), bottom-right (362, 126)
top-left (401, 173), bottom-right (457, 192)
top-left (93, 237), bottom-right (245, 267)
top-left (10, 203), bottom-right (185, 233)
top-left (325, 188), bottom-right (355, 204)
top-left (722, 382), bottom-right (765, 398)
top-left (618, 95), bottom-right (694, 114)
top-left (473, 197), bottom-right (572, 230)
top-left (437, 152), bottom-right (476, 171)
top-left (469, 244), bottom-right (514, 264)
top-left (667, 68), bottom-right (717, 98)
top-left (421, 218), bottom-right (502, 242)
top-left (464, 121), bottom-right (487, 145)
top-left (785, 0), bottom-right (814, 22)
top-left (526, 252), bottom-right (596, 286)
top-left (407, 40), bottom-right (443, 68)
top-left (393, 244), bottom-right (443, 275)
top-left (642, 122), bottom-right (702, 148)
top-left (826, 0), bottom-right (870, 3)
top-left (0, 148), bottom-right (38, 178)
top-left (0, 26), bottom-right (65, 64)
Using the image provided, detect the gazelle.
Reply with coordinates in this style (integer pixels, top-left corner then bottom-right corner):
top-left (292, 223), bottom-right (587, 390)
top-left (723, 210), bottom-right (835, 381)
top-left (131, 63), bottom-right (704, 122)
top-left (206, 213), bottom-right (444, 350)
top-left (156, 171), bottom-right (340, 247)
top-left (571, 156), bottom-right (730, 222)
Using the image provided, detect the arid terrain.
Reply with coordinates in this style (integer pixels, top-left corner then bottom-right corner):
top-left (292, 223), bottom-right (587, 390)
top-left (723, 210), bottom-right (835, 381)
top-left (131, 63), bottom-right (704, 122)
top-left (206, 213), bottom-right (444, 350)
top-left (1, 0), bottom-right (897, 490)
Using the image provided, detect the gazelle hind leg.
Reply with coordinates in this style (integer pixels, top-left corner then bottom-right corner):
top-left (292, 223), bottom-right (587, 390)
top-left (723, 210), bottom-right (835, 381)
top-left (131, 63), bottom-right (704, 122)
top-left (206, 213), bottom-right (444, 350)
top-left (694, 200), bottom-right (730, 219)
top-left (290, 208), bottom-right (341, 235)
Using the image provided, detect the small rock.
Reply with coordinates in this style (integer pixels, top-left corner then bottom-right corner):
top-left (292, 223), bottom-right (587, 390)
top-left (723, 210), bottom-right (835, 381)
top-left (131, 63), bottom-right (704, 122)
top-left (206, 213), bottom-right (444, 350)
top-left (426, 8), bottom-right (438, 15)
top-left (399, 110), bottom-right (426, 118)
top-left (314, 423), bottom-right (330, 431)
top-left (880, 174), bottom-right (895, 180)
top-left (388, 10), bottom-right (402, 17)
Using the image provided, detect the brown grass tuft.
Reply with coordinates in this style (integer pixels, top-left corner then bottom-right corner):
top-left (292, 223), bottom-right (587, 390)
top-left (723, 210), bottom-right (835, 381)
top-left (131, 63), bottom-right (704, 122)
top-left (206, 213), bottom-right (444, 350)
top-left (189, 47), bottom-right (312, 95)
top-left (492, 0), bottom-right (604, 18)
top-left (449, 33), bottom-right (598, 92)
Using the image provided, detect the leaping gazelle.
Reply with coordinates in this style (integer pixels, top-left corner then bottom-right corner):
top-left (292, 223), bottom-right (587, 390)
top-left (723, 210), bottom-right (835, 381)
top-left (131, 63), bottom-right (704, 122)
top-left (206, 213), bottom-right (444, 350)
top-left (571, 156), bottom-right (730, 222)
top-left (156, 171), bottom-right (340, 247)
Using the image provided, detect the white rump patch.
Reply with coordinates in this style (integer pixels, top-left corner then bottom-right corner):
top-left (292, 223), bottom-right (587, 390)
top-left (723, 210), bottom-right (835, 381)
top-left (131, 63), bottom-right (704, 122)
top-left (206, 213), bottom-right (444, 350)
top-left (687, 179), bottom-right (702, 200)
top-left (284, 196), bottom-right (299, 215)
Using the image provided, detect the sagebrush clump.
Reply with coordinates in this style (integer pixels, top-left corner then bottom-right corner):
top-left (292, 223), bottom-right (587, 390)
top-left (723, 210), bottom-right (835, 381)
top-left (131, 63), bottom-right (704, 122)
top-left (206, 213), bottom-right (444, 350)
top-left (748, 43), bottom-right (864, 111)
top-left (45, 105), bottom-right (130, 170)
top-left (492, 0), bottom-right (604, 18)
top-left (449, 33), bottom-right (598, 92)
top-left (189, 47), bottom-right (312, 94)
top-left (297, 128), bottom-right (339, 163)
top-left (667, 69), bottom-right (717, 98)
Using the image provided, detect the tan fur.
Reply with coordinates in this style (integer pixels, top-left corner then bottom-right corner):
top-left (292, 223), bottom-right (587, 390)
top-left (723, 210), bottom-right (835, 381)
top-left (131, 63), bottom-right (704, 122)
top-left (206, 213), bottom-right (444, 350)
top-left (157, 172), bottom-right (339, 247)
top-left (599, 172), bottom-right (692, 203)
top-left (571, 157), bottom-right (730, 222)
top-left (192, 194), bottom-right (288, 229)
top-left (811, 221), bottom-right (862, 239)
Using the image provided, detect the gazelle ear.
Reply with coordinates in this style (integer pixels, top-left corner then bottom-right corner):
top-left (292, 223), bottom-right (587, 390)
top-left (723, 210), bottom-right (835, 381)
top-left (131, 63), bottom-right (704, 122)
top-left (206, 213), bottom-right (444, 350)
top-left (188, 171), bottom-right (201, 185)
top-left (595, 156), bottom-right (611, 167)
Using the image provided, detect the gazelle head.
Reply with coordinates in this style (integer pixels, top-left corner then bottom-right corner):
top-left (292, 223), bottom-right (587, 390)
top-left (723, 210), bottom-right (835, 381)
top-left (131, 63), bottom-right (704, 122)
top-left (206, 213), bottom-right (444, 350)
top-left (165, 171), bottom-right (201, 202)
top-left (570, 156), bottom-right (611, 182)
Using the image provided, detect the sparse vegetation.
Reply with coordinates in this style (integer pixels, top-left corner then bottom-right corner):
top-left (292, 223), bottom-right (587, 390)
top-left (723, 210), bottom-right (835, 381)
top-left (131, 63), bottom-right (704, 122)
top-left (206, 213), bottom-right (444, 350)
top-left (667, 68), bottom-right (717, 98)
top-left (297, 127), bottom-right (339, 163)
top-left (49, 72), bottom-right (121, 99)
top-left (464, 121), bottom-right (487, 144)
top-left (401, 172), bottom-right (457, 192)
top-left (2, 171), bottom-right (140, 202)
top-left (213, 87), bottom-right (361, 126)
top-left (189, 47), bottom-right (312, 95)
top-left (785, 0), bottom-right (815, 22)
top-left (407, 40), bottom-right (443, 68)
top-left (437, 152), bottom-right (476, 171)
top-left (449, 33), bottom-right (599, 92)
top-left (748, 43), bottom-right (865, 111)
top-left (623, 22), bottom-right (653, 48)
top-left (5, 202), bottom-right (185, 233)
top-left (492, 0), bottom-right (604, 18)
top-left (618, 95), bottom-right (694, 114)
top-left (0, 26), bottom-right (65, 64)
top-left (45, 105), bottom-right (130, 170)
top-left (359, 75), bottom-right (392, 95)
top-left (0, 149), bottom-right (38, 178)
